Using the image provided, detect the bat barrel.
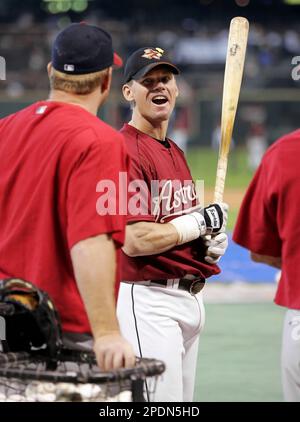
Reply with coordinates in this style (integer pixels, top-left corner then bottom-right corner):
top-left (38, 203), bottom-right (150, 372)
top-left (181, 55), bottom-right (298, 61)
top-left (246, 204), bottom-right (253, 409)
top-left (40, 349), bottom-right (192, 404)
top-left (214, 16), bottom-right (249, 204)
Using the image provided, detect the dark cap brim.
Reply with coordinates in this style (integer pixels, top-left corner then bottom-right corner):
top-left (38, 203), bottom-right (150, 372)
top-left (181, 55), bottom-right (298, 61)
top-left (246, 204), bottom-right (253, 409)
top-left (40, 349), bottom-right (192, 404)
top-left (130, 62), bottom-right (180, 81)
top-left (113, 52), bottom-right (123, 67)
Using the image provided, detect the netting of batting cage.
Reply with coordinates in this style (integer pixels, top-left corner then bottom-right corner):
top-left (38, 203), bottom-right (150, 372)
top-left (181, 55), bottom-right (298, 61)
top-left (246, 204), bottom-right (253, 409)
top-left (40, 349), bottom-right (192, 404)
top-left (0, 348), bottom-right (165, 402)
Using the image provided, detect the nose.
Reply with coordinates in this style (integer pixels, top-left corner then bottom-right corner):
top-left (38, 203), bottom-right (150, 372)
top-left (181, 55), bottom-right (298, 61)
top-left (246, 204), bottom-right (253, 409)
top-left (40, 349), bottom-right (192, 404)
top-left (153, 80), bottom-right (165, 91)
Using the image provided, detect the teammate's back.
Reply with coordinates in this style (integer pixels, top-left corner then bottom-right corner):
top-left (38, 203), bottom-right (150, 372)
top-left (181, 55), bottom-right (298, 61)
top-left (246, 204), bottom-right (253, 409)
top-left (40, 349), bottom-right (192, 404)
top-left (0, 100), bottom-right (126, 333)
top-left (0, 21), bottom-right (136, 371)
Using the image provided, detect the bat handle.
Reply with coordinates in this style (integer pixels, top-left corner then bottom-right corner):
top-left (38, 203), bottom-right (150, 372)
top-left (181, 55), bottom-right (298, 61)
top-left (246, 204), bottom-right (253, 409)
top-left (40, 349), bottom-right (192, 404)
top-left (214, 156), bottom-right (228, 203)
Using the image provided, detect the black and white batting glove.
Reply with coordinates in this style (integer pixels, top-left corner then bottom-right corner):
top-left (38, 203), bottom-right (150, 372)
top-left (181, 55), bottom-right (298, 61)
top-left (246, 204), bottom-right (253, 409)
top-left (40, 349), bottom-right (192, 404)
top-left (204, 232), bottom-right (228, 264)
top-left (203, 203), bottom-right (228, 235)
top-left (169, 202), bottom-right (228, 245)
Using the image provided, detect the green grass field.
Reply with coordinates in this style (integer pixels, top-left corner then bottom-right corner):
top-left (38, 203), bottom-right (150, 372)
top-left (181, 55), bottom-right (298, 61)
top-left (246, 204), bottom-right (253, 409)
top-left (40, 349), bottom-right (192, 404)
top-left (186, 147), bottom-right (254, 189)
top-left (194, 303), bottom-right (284, 402)
top-left (226, 209), bottom-right (239, 232)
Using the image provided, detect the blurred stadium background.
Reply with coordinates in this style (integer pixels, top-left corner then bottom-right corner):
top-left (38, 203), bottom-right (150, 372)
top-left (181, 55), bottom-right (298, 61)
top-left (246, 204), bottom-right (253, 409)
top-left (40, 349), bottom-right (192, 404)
top-left (1, 0), bottom-right (298, 401)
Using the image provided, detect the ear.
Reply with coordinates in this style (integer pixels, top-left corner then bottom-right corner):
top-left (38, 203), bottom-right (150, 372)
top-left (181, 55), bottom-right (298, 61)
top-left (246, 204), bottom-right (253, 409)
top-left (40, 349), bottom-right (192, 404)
top-left (122, 83), bottom-right (135, 102)
top-left (47, 62), bottom-right (52, 77)
top-left (101, 67), bottom-right (112, 93)
top-left (175, 81), bottom-right (179, 98)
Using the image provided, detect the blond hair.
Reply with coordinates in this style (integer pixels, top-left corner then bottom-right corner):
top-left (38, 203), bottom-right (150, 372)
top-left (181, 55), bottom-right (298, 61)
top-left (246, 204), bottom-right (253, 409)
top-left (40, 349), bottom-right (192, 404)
top-left (49, 67), bottom-right (108, 95)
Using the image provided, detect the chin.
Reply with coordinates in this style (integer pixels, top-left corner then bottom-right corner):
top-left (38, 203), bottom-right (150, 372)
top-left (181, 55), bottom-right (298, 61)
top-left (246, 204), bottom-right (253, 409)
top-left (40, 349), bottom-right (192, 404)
top-left (151, 111), bottom-right (171, 123)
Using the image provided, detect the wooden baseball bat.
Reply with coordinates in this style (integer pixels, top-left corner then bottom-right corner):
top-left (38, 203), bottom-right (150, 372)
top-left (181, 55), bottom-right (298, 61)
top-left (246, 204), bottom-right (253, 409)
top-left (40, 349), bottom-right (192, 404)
top-left (214, 17), bottom-right (249, 203)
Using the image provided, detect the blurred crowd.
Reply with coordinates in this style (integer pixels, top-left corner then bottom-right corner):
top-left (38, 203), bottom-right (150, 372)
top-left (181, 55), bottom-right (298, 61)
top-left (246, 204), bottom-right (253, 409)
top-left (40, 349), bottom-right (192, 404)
top-left (1, 12), bottom-right (300, 97)
top-left (1, 11), bottom-right (300, 154)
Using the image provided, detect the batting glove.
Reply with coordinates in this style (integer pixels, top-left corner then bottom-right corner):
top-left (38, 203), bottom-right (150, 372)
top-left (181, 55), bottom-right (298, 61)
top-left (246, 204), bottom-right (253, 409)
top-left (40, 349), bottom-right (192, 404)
top-left (203, 203), bottom-right (228, 235)
top-left (170, 202), bottom-right (228, 245)
top-left (204, 232), bottom-right (228, 264)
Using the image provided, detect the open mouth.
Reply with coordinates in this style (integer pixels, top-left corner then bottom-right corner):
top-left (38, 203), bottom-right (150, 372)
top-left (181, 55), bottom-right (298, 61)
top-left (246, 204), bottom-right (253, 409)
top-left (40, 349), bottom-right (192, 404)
top-left (151, 95), bottom-right (168, 105)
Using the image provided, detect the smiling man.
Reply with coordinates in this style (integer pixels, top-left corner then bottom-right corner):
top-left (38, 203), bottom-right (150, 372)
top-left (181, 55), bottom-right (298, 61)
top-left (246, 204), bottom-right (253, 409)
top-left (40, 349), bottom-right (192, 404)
top-left (116, 47), bottom-right (229, 402)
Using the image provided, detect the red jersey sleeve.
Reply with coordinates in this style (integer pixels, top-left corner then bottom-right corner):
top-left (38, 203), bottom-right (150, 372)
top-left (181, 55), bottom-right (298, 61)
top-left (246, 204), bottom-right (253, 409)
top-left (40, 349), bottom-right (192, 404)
top-left (66, 129), bottom-right (129, 249)
top-left (233, 155), bottom-right (282, 257)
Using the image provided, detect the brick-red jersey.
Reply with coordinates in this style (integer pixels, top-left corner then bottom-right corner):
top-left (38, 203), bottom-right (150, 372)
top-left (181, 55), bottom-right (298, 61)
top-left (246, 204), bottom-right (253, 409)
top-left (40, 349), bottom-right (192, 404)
top-left (120, 123), bottom-right (220, 281)
top-left (233, 129), bottom-right (300, 310)
top-left (0, 101), bottom-right (129, 332)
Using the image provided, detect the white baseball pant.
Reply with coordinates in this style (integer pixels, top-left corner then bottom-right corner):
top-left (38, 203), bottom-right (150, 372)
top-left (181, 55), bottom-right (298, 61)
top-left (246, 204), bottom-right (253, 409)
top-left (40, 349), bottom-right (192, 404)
top-left (281, 309), bottom-right (300, 402)
top-left (117, 282), bottom-right (205, 402)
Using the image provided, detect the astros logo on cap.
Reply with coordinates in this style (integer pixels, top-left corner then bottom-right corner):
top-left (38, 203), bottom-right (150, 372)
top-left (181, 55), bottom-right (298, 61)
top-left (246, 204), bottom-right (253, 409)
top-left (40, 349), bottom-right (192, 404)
top-left (142, 48), bottom-right (164, 60)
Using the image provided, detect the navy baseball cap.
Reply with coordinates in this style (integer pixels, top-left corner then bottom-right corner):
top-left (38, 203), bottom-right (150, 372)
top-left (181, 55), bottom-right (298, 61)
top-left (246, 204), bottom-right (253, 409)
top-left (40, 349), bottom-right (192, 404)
top-left (124, 47), bottom-right (180, 83)
top-left (52, 22), bottom-right (122, 75)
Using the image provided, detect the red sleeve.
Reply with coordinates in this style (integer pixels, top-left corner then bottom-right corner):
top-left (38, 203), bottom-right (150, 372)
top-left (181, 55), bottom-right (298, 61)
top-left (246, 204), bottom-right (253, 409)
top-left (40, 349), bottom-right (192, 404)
top-left (126, 143), bottom-right (156, 224)
top-left (232, 155), bottom-right (282, 257)
top-left (66, 130), bottom-right (129, 249)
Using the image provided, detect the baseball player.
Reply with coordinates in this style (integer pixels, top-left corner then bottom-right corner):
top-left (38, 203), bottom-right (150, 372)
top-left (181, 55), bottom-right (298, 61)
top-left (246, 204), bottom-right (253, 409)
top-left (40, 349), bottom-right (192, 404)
top-left (233, 130), bottom-right (300, 401)
top-left (116, 47), bottom-right (229, 402)
top-left (0, 23), bottom-right (135, 371)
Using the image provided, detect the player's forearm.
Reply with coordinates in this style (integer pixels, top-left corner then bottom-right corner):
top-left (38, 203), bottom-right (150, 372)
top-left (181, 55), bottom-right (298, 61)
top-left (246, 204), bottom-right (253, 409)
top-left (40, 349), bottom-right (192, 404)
top-left (123, 221), bottom-right (179, 257)
top-left (250, 252), bottom-right (282, 269)
top-left (70, 234), bottom-right (120, 338)
top-left (123, 204), bottom-right (227, 257)
top-left (123, 203), bottom-right (228, 257)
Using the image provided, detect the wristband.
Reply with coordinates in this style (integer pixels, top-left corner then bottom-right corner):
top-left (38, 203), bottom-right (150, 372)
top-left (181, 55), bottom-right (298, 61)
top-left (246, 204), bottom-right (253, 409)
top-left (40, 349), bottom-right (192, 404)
top-left (169, 211), bottom-right (206, 245)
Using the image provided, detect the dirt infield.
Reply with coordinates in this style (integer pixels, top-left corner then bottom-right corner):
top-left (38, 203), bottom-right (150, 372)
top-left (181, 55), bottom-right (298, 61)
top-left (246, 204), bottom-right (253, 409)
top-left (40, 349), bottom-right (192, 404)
top-left (203, 282), bottom-right (277, 304)
top-left (205, 188), bottom-right (246, 208)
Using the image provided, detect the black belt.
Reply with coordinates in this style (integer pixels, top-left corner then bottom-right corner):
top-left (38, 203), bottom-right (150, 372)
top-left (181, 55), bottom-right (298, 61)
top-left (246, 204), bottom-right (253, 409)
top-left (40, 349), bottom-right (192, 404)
top-left (150, 278), bottom-right (205, 295)
top-left (123, 278), bottom-right (205, 295)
